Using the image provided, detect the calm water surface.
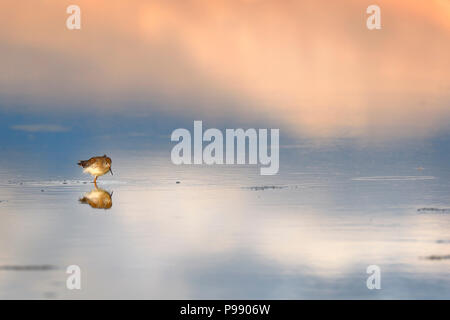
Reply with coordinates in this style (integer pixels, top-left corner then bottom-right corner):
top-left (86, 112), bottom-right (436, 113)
top-left (0, 148), bottom-right (449, 299)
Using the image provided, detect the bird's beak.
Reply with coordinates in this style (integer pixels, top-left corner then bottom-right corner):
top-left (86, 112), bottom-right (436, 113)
top-left (109, 168), bottom-right (113, 175)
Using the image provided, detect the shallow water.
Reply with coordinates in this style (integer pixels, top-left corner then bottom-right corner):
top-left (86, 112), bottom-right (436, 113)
top-left (0, 149), bottom-right (449, 299)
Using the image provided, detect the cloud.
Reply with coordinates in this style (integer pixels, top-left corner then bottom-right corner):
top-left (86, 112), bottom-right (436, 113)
top-left (10, 124), bottom-right (70, 133)
top-left (0, 0), bottom-right (449, 138)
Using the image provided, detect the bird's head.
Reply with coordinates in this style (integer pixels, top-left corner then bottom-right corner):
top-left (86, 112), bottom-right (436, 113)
top-left (104, 155), bottom-right (113, 175)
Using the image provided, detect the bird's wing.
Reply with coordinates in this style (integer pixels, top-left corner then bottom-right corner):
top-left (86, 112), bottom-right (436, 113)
top-left (79, 157), bottom-right (98, 168)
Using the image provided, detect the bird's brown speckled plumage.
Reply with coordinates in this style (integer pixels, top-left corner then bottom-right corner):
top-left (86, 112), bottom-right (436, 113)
top-left (77, 155), bottom-right (113, 185)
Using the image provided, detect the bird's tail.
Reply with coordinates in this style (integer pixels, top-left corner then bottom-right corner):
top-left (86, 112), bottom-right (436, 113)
top-left (78, 160), bottom-right (87, 167)
top-left (78, 197), bottom-right (88, 204)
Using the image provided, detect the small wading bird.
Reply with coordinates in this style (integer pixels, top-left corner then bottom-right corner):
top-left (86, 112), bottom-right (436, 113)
top-left (77, 155), bottom-right (113, 185)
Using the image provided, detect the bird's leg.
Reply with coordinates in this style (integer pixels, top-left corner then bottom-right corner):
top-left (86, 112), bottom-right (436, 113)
top-left (93, 176), bottom-right (97, 187)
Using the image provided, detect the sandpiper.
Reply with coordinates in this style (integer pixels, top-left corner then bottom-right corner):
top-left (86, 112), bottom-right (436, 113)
top-left (77, 155), bottom-right (113, 185)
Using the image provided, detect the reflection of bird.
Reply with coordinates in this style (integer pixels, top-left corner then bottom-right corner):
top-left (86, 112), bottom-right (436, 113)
top-left (77, 155), bottom-right (113, 185)
top-left (79, 187), bottom-right (113, 209)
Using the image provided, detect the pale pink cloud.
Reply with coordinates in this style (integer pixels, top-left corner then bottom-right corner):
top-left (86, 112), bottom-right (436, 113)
top-left (0, 0), bottom-right (449, 138)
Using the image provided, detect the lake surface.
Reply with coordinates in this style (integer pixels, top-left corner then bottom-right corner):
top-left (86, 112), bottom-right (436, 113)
top-left (0, 146), bottom-right (449, 299)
